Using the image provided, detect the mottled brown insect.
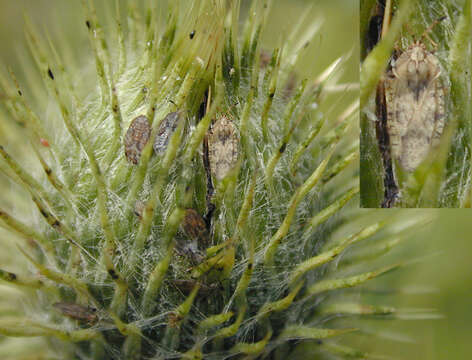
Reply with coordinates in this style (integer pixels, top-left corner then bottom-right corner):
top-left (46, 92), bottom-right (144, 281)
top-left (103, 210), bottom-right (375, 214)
top-left (207, 116), bottom-right (239, 181)
top-left (182, 208), bottom-right (209, 250)
top-left (53, 302), bottom-right (98, 325)
top-left (172, 279), bottom-right (216, 296)
top-left (124, 115), bottom-right (151, 164)
top-left (153, 112), bottom-right (182, 154)
top-left (385, 41), bottom-right (445, 173)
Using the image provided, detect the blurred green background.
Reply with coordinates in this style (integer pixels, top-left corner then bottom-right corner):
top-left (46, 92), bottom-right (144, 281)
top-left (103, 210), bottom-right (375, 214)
top-left (0, 1), bottom-right (470, 359)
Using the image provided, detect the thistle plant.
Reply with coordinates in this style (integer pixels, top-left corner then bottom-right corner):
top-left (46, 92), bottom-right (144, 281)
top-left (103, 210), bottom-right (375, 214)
top-left (0, 1), bottom-right (433, 359)
top-left (360, 0), bottom-right (472, 207)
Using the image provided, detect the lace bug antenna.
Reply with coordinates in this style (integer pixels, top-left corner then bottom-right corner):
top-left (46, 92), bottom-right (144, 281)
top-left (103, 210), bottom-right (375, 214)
top-left (402, 15), bottom-right (447, 51)
top-left (418, 15), bottom-right (447, 50)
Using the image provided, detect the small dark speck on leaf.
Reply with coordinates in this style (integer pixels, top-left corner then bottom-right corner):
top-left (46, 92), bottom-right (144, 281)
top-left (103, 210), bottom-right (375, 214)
top-left (7, 272), bottom-right (16, 281)
top-left (190, 30), bottom-right (196, 39)
top-left (108, 269), bottom-right (119, 280)
top-left (48, 68), bottom-right (54, 80)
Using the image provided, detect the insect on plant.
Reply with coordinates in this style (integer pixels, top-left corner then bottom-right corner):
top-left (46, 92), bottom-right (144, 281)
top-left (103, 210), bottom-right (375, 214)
top-left (124, 115), bottom-right (151, 165)
top-left (377, 15), bottom-right (447, 207)
top-left (207, 115), bottom-right (240, 182)
top-left (153, 111), bottom-right (183, 155)
top-left (53, 302), bottom-right (98, 325)
top-left (181, 208), bottom-right (210, 250)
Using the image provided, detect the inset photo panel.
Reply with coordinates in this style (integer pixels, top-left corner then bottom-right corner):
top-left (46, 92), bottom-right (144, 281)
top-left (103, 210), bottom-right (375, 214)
top-left (360, 0), bottom-right (472, 208)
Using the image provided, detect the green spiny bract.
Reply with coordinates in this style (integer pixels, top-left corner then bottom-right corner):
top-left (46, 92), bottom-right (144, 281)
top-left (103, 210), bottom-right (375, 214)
top-left (0, 1), bottom-right (429, 359)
